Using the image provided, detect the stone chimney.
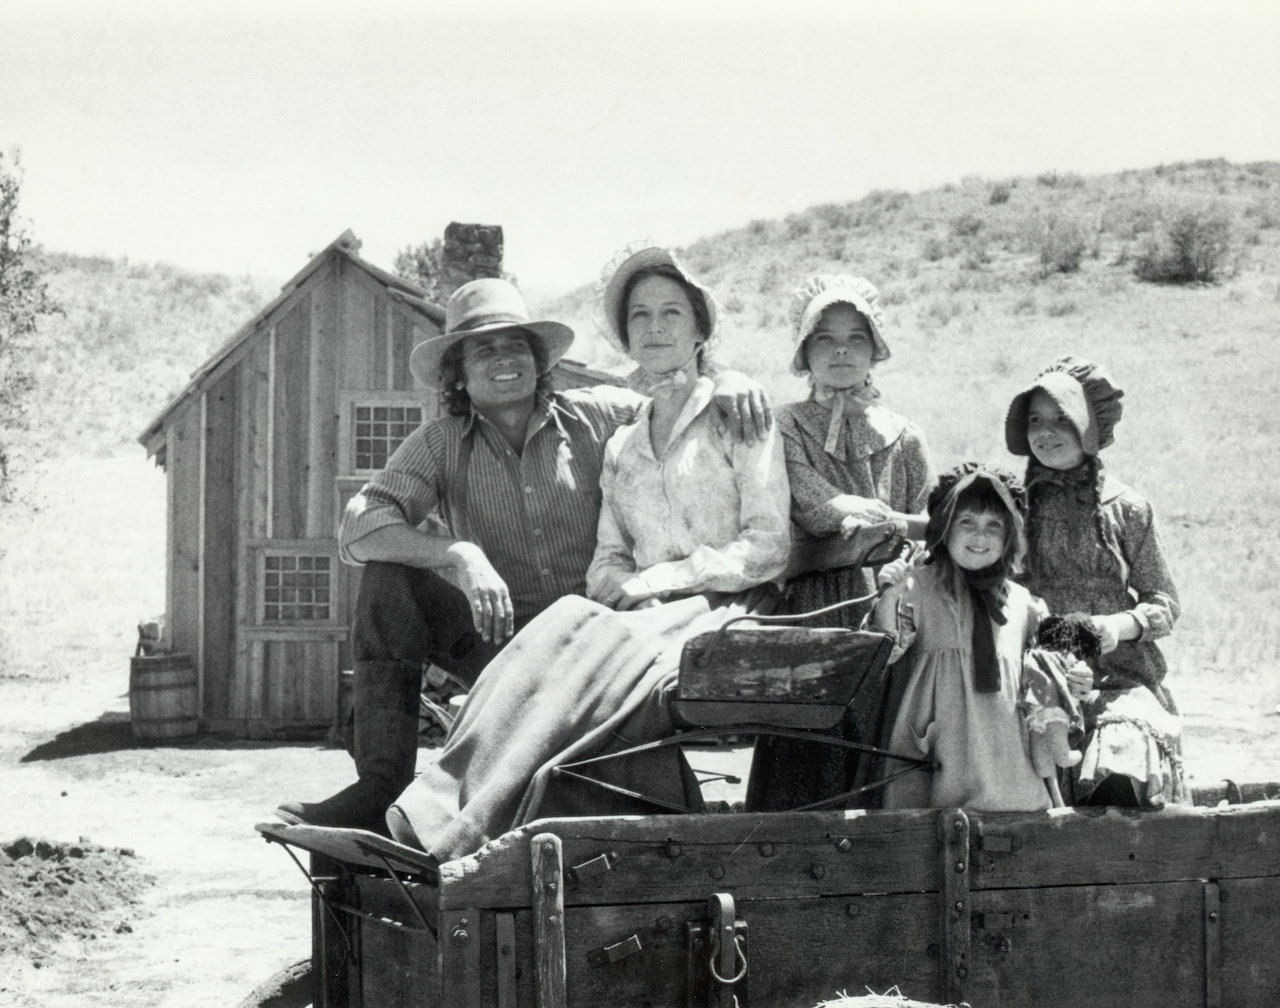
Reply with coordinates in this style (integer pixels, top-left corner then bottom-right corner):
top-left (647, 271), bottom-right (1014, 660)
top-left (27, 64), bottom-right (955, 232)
top-left (439, 223), bottom-right (504, 302)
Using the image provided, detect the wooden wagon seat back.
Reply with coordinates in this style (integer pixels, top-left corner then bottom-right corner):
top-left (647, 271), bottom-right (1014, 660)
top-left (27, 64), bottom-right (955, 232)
top-left (673, 598), bottom-right (897, 731)
top-left (553, 595), bottom-right (934, 816)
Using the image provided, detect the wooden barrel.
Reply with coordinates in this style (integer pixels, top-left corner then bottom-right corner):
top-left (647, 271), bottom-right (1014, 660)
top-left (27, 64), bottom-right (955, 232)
top-left (129, 653), bottom-right (199, 741)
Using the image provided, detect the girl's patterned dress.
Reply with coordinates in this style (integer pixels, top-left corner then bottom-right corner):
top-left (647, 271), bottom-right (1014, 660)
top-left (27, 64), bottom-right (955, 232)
top-left (1020, 459), bottom-right (1185, 807)
top-left (746, 399), bottom-right (932, 811)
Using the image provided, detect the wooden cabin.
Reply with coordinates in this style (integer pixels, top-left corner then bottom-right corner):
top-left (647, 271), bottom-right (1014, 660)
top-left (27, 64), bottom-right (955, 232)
top-left (139, 229), bottom-right (621, 739)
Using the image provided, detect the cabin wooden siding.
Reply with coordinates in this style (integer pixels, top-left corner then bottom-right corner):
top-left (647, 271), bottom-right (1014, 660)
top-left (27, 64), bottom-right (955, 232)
top-left (145, 239), bottom-right (623, 739)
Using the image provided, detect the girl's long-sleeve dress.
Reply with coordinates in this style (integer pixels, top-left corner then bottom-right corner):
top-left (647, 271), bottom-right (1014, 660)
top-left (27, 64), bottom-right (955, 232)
top-left (881, 565), bottom-right (1053, 811)
top-left (746, 400), bottom-right (932, 811)
top-left (779, 400), bottom-right (934, 627)
top-left (1020, 461), bottom-right (1184, 806)
top-left (389, 376), bottom-right (791, 860)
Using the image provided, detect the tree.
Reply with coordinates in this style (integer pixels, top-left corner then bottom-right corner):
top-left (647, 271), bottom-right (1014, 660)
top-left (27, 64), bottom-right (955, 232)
top-left (393, 237), bottom-right (445, 304)
top-left (0, 151), bottom-right (59, 499)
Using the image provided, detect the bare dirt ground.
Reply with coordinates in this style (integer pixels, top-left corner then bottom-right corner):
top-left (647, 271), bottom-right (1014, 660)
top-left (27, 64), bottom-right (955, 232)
top-left (2, 455), bottom-right (1279, 1008)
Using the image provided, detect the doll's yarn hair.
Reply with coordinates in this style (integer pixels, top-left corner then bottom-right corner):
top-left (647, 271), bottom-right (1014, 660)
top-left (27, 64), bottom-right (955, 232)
top-left (1035, 612), bottom-right (1102, 662)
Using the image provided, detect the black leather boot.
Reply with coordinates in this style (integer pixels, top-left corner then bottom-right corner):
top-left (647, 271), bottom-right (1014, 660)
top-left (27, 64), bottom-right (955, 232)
top-left (277, 659), bottom-right (421, 834)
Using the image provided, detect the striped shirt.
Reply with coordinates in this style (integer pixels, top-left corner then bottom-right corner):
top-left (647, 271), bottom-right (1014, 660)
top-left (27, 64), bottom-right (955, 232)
top-left (339, 386), bottom-right (646, 622)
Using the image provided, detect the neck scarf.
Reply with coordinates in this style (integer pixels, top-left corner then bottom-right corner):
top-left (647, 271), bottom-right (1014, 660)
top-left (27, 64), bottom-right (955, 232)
top-left (960, 564), bottom-right (1007, 693)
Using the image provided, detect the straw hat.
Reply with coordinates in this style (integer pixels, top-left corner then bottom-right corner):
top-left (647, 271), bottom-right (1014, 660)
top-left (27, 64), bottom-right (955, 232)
top-left (408, 278), bottom-right (574, 387)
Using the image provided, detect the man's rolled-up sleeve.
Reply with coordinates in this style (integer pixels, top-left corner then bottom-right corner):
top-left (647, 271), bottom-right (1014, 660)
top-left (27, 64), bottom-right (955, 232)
top-left (338, 427), bottom-right (446, 565)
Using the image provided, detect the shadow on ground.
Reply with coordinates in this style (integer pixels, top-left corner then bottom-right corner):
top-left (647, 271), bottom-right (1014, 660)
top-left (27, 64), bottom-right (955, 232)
top-left (20, 712), bottom-right (330, 762)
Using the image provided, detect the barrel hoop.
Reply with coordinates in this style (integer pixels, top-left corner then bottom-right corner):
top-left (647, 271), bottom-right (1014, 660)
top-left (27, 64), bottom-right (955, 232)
top-left (131, 680), bottom-right (198, 692)
top-left (135, 715), bottom-right (199, 726)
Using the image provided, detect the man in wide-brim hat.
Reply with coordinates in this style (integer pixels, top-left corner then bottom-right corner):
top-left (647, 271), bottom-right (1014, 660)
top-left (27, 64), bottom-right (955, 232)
top-left (277, 278), bottom-right (772, 833)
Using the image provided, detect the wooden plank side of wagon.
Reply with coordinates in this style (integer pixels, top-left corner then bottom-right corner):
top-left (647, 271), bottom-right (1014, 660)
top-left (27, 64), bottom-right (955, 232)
top-left (971, 801), bottom-right (1280, 891)
top-left (438, 808), bottom-right (944, 912)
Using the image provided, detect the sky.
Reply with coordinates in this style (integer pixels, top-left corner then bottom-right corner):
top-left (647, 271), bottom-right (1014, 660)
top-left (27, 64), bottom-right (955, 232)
top-left (1, 0), bottom-right (1278, 291)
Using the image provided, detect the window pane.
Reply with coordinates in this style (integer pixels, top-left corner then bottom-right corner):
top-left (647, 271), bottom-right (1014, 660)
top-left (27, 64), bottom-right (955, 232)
top-left (263, 554), bottom-right (333, 622)
top-left (353, 402), bottom-right (426, 471)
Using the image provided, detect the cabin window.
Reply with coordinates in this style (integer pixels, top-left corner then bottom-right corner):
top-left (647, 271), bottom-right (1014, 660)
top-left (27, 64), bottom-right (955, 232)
top-left (353, 405), bottom-right (423, 471)
top-left (263, 555), bottom-right (332, 622)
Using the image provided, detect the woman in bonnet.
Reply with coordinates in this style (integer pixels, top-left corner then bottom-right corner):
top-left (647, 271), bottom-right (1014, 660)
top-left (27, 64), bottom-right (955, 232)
top-left (747, 274), bottom-right (934, 812)
top-left (387, 244), bottom-right (791, 859)
top-left (1007, 357), bottom-right (1183, 807)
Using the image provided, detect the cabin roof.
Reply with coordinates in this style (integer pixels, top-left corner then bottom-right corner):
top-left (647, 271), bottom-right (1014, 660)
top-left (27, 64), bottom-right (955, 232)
top-left (137, 230), bottom-right (445, 455)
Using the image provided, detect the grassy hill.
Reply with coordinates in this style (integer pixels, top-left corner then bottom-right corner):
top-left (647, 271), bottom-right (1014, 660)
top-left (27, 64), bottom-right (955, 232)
top-left (538, 159), bottom-right (1280, 704)
top-left (12, 252), bottom-right (277, 463)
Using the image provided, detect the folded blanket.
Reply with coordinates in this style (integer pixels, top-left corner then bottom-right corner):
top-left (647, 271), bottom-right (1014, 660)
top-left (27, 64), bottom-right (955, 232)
top-left (389, 593), bottom-right (759, 862)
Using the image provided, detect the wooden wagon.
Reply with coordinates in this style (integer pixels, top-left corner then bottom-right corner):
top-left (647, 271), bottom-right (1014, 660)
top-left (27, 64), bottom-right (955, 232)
top-left (249, 613), bottom-right (1280, 1008)
top-left (256, 784), bottom-right (1280, 1008)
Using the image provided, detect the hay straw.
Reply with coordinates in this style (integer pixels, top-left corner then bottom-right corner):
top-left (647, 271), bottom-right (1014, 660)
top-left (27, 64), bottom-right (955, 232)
top-left (814, 987), bottom-right (960, 1008)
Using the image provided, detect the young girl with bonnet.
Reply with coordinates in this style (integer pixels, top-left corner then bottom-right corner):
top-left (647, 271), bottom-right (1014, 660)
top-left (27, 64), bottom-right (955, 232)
top-left (877, 464), bottom-right (1059, 812)
top-left (1006, 356), bottom-right (1183, 807)
top-left (777, 274), bottom-right (933, 623)
top-left (746, 274), bottom-right (933, 811)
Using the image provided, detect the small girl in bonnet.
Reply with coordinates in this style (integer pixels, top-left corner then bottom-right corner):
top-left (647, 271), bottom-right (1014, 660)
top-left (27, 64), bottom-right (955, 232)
top-left (746, 274), bottom-right (933, 812)
top-left (1007, 356), bottom-right (1183, 807)
top-left (875, 464), bottom-right (1055, 811)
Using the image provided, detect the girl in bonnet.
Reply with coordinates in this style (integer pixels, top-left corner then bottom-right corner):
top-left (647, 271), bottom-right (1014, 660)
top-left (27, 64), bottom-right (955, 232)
top-left (1007, 357), bottom-right (1183, 807)
top-left (775, 274), bottom-right (933, 622)
top-left (877, 464), bottom-right (1054, 811)
top-left (747, 274), bottom-right (933, 811)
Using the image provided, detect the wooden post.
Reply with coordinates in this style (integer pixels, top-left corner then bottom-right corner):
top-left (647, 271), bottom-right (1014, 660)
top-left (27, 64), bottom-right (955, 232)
top-left (495, 911), bottom-right (517, 1008)
top-left (938, 808), bottom-right (971, 1005)
top-left (1204, 880), bottom-right (1221, 1008)
top-left (531, 832), bottom-right (567, 1008)
top-left (439, 907), bottom-right (482, 1008)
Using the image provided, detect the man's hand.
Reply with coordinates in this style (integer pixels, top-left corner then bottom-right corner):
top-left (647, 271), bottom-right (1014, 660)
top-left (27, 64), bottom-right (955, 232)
top-left (448, 543), bottom-right (515, 644)
top-left (709, 371), bottom-right (773, 445)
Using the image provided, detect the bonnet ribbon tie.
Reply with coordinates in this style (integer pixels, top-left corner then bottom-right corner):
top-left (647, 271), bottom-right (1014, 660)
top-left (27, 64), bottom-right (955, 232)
top-left (814, 380), bottom-right (879, 457)
top-left (630, 366), bottom-right (692, 401)
top-left (963, 567), bottom-right (1008, 693)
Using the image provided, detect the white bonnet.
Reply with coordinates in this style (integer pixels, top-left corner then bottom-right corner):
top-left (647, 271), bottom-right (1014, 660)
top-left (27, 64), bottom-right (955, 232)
top-left (789, 274), bottom-right (890, 374)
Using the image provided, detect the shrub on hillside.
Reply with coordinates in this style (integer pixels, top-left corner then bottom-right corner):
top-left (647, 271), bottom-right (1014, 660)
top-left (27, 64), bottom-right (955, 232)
top-left (1036, 170), bottom-right (1085, 189)
top-left (989, 182), bottom-right (1012, 205)
top-left (810, 203), bottom-right (855, 230)
top-left (1133, 202), bottom-right (1236, 284)
top-left (922, 236), bottom-right (953, 262)
top-left (1033, 213), bottom-right (1089, 277)
top-left (950, 212), bottom-right (984, 238)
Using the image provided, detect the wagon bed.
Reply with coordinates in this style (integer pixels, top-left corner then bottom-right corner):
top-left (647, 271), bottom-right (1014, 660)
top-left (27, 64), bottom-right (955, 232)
top-left (259, 791), bottom-right (1280, 1008)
